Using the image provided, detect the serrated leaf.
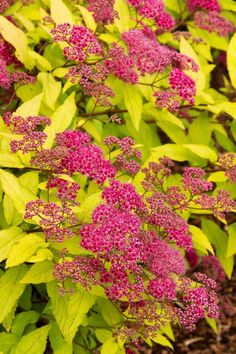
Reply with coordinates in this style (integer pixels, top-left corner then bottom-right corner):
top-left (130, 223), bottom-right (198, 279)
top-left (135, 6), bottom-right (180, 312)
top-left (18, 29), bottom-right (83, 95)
top-left (13, 324), bottom-right (50, 354)
top-left (43, 93), bottom-right (76, 148)
top-left (12, 311), bottom-right (39, 338)
top-left (50, 0), bottom-right (74, 25)
top-left (14, 93), bottom-right (44, 118)
top-left (6, 234), bottom-right (48, 268)
top-left (0, 227), bottom-right (24, 262)
top-left (124, 85), bottom-right (142, 131)
top-left (227, 32), bottom-right (236, 89)
top-left (189, 225), bottom-right (214, 255)
top-left (0, 265), bottom-right (27, 323)
top-left (47, 281), bottom-right (95, 344)
top-left (20, 261), bottom-right (54, 284)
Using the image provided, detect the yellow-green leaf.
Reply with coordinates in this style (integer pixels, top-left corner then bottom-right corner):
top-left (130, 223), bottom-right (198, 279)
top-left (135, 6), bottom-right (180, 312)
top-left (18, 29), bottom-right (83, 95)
top-left (14, 93), bottom-right (44, 118)
top-left (0, 265), bottom-right (27, 323)
top-left (43, 92), bottom-right (76, 148)
top-left (189, 225), bottom-right (214, 255)
top-left (6, 234), bottom-right (48, 268)
top-left (0, 227), bottom-right (24, 262)
top-left (50, 0), bottom-right (74, 25)
top-left (13, 324), bottom-right (50, 354)
top-left (77, 5), bottom-right (96, 32)
top-left (227, 32), bottom-right (236, 89)
top-left (20, 261), bottom-right (54, 284)
top-left (0, 169), bottom-right (36, 212)
top-left (0, 153), bottom-right (23, 168)
top-left (47, 281), bottom-right (95, 344)
top-left (124, 85), bottom-right (142, 131)
top-left (101, 338), bottom-right (119, 354)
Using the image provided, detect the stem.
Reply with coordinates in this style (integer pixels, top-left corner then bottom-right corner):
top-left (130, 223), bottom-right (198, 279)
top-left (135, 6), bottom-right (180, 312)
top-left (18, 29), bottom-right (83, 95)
top-left (79, 109), bottom-right (127, 118)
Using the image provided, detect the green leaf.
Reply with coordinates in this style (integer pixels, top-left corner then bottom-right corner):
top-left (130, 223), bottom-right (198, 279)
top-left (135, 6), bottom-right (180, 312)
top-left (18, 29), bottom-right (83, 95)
top-left (0, 16), bottom-right (34, 69)
top-left (0, 153), bottom-right (23, 168)
top-left (97, 298), bottom-right (124, 326)
top-left (12, 311), bottom-right (40, 338)
top-left (13, 324), bottom-right (50, 354)
top-left (227, 222), bottom-right (236, 257)
top-left (20, 261), bottom-right (54, 284)
top-left (49, 321), bottom-right (73, 354)
top-left (19, 172), bottom-right (39, 195)
top-left (227, 32), bottom-right (236, 89)
top-left (101, 338), bottom-right (119, 354)
top-left (43, 93), bottom-right (77, 148)
top-left (152, 333), bottom-right (173, 349)
top-left (0, 333), bottom-right (19, 354)
top-left (14, 93), bottom-right (44, 118)
top-left (50, 0), bottom-right (74, 25)
top-left (124, 85), bottom-right (142, 131)
top-left (208, 171), bottom-right (227, 183)
top-left (0, 265), bottom-right (27, 323)
top-left (47, 281), bottom-right (96, 344)
top-left (150, 144), bottom-right (202, 164)
top-left (189, 225), bottom-right (214, 255)
top-left (77, 5), bottom-right (96, 32)
top-left (0, 227), bottom-right (24, 262)
top-left (202, 219), bottom-right (234, 278)
top-left (6, 234), bottom-right (48, 268)
top-left (38, 73), bottom-right (61, 110)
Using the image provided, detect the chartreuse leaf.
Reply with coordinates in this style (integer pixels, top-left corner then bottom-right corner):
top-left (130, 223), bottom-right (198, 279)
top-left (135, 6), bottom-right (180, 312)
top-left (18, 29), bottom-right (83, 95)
top-left (101, 338), bottom-right (119, 354)
top-left (47, 281), bottom-right (96, 344)
top-left (49, 321), bottom-right (73, 354)
top-left (6, 234), bottom-right (48, 268)
top-left (152, 333), bottom-right (173, 349)
top-left (0, 16), bottom-right (34, 69)
top-left (2, 303), bottom-right (17, 332)
top-left (124, 85), bottom-right (143, 131)
top-left (14, 93), bottom-right (44, 118)
top-left (20, 261), bottom-right (54, 284)
top-left (77, 5), bottom-right (97, 32)
top-left (0, 227), bottom-right (24, 262)
top-left (183, 144), bottom-right (217, 162)
top-left (19, 172), bottom-right (39, 195)
top-left (95, 329), bottom-right (112, 343)
top-left (180, 36), bottom-right (205, 94)
top-left (227, 222), bottom-right (236, 257)
top-left (43, 92), bottom-right (77, 148)
top-left (28, 51), bottom-right (52, 72)
top-left (0, 153), bottom-right (23, 168)
top-left (189, 225), bottom-right (214, 255)
top-left (227, 32), bottom-right (236, 89)
top-left (50, 0), bottom-right (74, 25)
top-left (114, 0), bottom-right (130, 32)
top-left (0, 333), bottom-right (19, 354)
top-left (150, 144), bottom-right (202, 164)
top-left (202, 219), bottom-right (234, 278)
top-left (38, 73), bottom-right (61, 110)
top-left (3, 193), bottom-right (24, 227)
top-left (0, 265), bottom-right (27, 323)
top-left (12, 311), bottom-right (39, 338)
top-left (13, 324), bottom-right (50, 354)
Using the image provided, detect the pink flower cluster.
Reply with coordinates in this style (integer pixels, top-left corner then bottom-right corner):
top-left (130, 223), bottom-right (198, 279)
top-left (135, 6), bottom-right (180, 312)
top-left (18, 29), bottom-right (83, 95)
top-left (104, 136), bottom-right (141, 175)
top-left (127, 0), bottom-right (175, 30)
top-left (51, 24), bottom-right (102, 63)
top-left (186, 0), bottom-right (221, 12)
top-left (169, 68), bottom-right (196, 105)
top-left (86, 0), bottom-right (118, 24)
top-left (219, 153), bottom-right (236, 182)
top-left (8, 115), bottom-right (50, 154)
top-left (0, 0), bottom-right (15, 13)
top-left (194, 11), bottom-right (234, 37)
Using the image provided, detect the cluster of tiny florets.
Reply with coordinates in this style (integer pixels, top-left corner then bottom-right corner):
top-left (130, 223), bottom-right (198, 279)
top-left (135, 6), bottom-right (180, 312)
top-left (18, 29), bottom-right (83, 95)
top-left (86, 0), bottom-right (118, 24)
top-left (194, 11), bottom-right (234, 37)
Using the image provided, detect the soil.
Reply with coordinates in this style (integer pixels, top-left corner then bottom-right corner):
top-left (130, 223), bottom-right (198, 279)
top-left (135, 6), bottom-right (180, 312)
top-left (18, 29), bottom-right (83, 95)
top-left (150, 269), bottom-right (236, 354)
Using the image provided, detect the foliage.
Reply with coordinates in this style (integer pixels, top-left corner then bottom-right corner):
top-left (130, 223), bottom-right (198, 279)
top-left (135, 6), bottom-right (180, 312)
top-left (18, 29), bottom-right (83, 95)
top-left (0, 0), bottom-right (236, 353)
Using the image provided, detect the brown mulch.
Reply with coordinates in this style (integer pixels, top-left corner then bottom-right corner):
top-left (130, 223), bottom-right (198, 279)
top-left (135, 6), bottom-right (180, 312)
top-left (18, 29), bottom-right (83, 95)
top-left (151, 270), bottom-right (236, 354)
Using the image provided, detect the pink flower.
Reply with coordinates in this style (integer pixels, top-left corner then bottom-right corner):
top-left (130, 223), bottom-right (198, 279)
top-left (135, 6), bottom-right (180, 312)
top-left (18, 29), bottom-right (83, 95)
top-left (169, 68), bottom-right (196, 104)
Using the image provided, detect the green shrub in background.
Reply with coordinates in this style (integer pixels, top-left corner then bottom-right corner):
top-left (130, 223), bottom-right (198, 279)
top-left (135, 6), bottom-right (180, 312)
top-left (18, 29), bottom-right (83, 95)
top-left (0, 0), bottom-right (236, 353)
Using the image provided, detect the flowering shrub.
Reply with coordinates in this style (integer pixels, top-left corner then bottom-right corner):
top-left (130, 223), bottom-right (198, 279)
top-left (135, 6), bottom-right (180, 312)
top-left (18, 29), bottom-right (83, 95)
top-left (0, 0), bottom-right (236, 353)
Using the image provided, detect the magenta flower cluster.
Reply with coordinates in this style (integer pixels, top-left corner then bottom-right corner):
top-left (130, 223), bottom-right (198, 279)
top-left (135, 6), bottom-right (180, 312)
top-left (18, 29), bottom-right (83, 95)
top-left (8, 115), bottom-right (236, 338)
